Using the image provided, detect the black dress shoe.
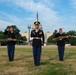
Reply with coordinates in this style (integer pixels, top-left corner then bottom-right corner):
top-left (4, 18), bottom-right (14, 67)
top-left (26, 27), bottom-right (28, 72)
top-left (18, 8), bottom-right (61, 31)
top-left (59, 59), bottom-right (63, 61)
top-left (35, 64), bottom-right (40, 66)
top-left (9, 59), bottom-right (14, 62)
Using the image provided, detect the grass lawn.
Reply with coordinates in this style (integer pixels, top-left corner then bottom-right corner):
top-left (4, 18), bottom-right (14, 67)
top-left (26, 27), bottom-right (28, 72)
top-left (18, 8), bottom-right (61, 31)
top-left (0, 46), bottom-right (76, 75)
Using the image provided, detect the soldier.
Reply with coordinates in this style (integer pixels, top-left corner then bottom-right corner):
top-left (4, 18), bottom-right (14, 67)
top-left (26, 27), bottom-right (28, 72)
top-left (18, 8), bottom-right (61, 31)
top-left (31, 21), bottom-right (44, 66)
top-left (4, 26), bottom-right (16, 62)
top-left (53, 28), bottom-right (69, 61)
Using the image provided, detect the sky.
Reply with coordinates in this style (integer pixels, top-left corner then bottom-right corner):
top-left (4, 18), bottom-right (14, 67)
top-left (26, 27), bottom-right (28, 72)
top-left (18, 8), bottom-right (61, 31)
top-left (0, 0), bottom-right (76, 32)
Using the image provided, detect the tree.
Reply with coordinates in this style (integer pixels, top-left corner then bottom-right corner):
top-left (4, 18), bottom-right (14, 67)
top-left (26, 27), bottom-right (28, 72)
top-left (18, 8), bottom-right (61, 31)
top-left (21, 36), bottom-right (27, 41)
top-left (5, 25), bottom-right (20, 34)
top-left (47, 30), bottom-right (57, 43)
top-left (47, 35), bottom-right (53, 43)
top-left (0, 31), bottom-right (7, 39)
top-left (70, 38), bottom-right (76, 45)
top-left (66, 30), bottom-right (76, 45)
top-left (53, 30), bottom-right (57, 36)
top-left (66, 30), bottom-right (76, 36)
top-left (0, 31), bottom-right (7, 46)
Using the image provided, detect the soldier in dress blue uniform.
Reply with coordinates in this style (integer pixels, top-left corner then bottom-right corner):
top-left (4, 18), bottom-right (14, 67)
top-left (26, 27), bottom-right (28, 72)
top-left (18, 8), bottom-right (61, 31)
top-left (31, 21), bottom-right (44, 66)
top-left (53, 28), bottom-right (69, 61)
top-left (4, 26), bottom-right (16, 62)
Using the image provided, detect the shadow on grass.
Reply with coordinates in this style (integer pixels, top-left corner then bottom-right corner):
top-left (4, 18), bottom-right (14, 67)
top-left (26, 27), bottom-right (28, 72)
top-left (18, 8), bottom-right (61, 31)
top-left (41, 61), bottom-right (50, 65)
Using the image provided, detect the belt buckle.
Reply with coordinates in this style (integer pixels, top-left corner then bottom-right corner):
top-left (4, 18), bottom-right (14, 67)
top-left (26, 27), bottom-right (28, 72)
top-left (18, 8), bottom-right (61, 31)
top-left (36, 37), bottom-right (38, 39)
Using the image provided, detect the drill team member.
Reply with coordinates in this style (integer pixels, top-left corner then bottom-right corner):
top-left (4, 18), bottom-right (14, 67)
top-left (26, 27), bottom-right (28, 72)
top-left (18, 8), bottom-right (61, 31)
top-left (4, 26), bottom-right (16, 61)
top-left (53, 28), bottom-right (69, 61)
top-left (31, 21), bottom-right (44, 66)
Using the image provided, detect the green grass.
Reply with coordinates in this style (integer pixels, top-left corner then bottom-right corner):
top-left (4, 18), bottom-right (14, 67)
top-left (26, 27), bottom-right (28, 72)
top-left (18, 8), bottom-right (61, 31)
top-left (0, 46), bottom-right (76, 75)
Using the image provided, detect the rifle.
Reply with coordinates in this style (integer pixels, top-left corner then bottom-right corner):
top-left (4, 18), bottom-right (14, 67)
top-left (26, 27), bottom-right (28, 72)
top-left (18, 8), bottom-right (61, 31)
top-left (52, 35), bottom-right (76, 41)
top-left (0, 38), bottom-right (24, 42)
